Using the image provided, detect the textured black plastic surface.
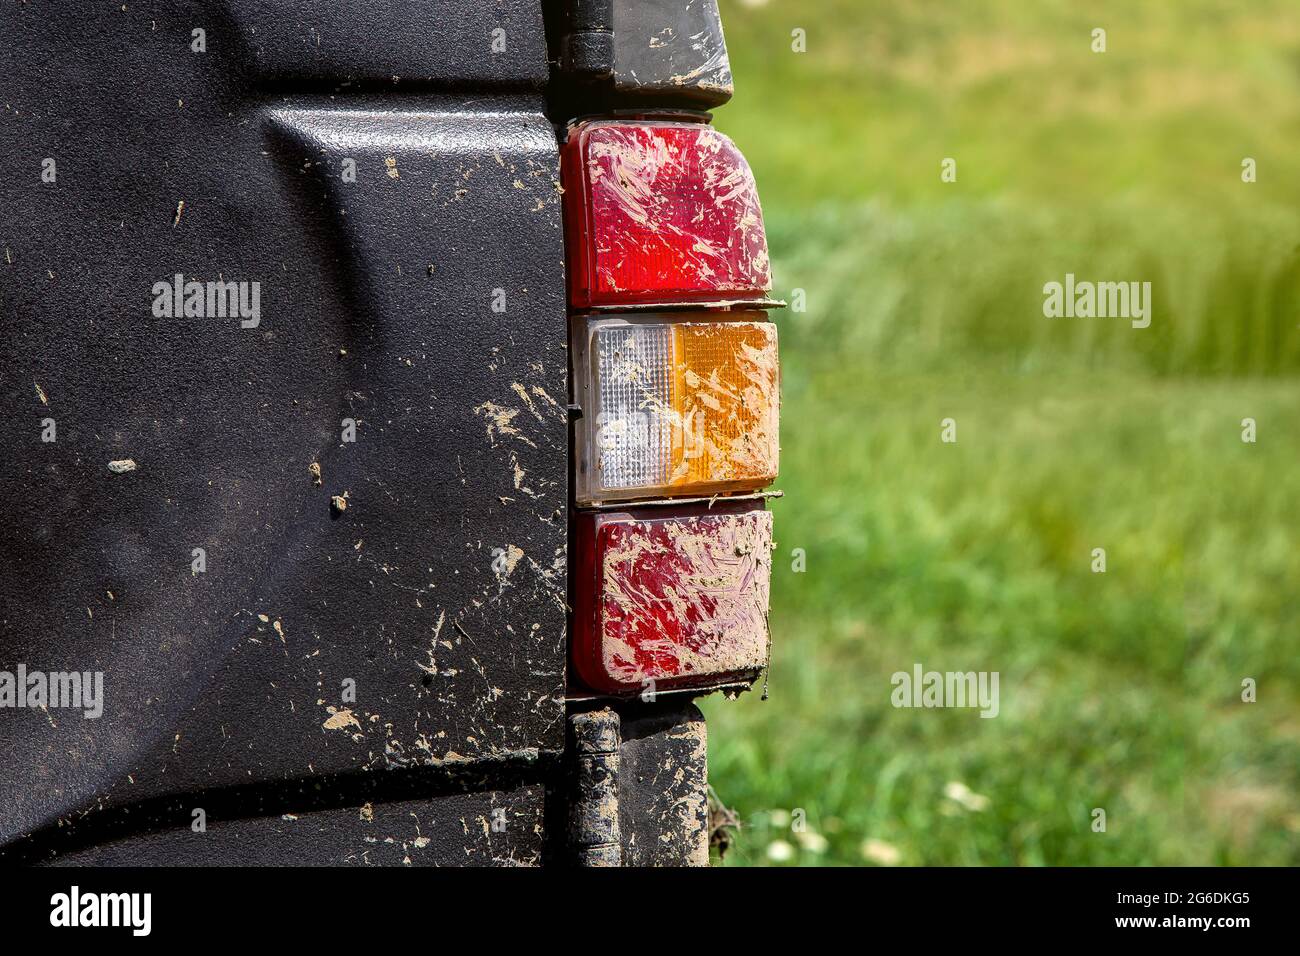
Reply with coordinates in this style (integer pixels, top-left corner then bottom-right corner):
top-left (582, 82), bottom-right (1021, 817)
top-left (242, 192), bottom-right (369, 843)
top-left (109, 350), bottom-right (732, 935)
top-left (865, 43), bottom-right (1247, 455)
top-left (1, 1), bottom-right (566, 863)
top-left (617, 702), bottom-right (710, 866)
top-left (223, 0), bottom-right (550, 89)
top-left (34, 777), bottom-right (548, 867)
top-left (546, 0), bottom-right (733, 117)
top-left (612, 0), bottom-right (733, 107)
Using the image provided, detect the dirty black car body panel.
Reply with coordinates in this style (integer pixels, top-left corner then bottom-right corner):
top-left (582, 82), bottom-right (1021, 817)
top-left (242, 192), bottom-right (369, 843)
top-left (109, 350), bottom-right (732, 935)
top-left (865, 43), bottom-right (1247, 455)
top-left (3, 0), bottom-right (747, 867)
top-left (0, 1), bottom-right (567, 862)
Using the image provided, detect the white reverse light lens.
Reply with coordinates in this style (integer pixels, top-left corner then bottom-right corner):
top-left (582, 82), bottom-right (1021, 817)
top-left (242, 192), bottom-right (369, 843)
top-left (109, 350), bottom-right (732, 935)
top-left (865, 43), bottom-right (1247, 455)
top-left (595, 325), bottom-right (672, 491)
top-left (572, 313), bottom-right (780, 505)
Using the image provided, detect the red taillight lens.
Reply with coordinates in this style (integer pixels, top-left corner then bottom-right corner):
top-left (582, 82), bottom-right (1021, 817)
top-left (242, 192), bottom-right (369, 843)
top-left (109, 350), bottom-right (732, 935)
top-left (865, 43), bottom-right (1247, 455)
top-left (562, 120), bottom-right (772, 309)
top-left (573, 503), bottom-right (773, 695)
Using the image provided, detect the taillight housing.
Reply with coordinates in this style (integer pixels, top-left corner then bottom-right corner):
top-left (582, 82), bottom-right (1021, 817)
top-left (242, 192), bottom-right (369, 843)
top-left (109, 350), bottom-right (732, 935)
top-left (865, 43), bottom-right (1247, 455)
top-left (562, 119), bottom-right (772, 309)
top-left (562, 111), bottom-right (778, 698)
top-left (572, 503), bottom-right (773, 695)
top-left (572, 312), bottom-right (779, 504)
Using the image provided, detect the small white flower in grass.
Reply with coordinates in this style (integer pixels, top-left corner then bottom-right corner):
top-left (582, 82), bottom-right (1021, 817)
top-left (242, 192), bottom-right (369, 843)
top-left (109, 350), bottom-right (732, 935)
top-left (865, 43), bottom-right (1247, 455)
top-left (767, 808), bottom-right (791, 828)
top-left (944, 780), bottom-right (991, 812)
top-left (796, 830), bottom-right (828, 854)
top-left (860, 838), bottom-right (901, 866)
top-left (765, 839), bottom-right (795, 862)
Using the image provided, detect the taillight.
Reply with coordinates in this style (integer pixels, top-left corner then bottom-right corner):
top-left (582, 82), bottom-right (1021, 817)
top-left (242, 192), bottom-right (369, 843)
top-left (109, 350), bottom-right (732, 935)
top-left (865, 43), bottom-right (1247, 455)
top-left (562, 120), bottom-right (772, 308)
top-left (572, 313), bottom-right (779, 504)
top-left (563, 113), bottom-right (778, 698)
top-left (572, 503), bottom-right (773, 695)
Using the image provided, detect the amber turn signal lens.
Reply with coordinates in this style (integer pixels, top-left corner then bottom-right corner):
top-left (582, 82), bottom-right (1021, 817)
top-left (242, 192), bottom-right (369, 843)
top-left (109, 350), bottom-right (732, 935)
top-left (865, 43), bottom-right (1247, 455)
top-left (571, 313), bottom-right (779, 505)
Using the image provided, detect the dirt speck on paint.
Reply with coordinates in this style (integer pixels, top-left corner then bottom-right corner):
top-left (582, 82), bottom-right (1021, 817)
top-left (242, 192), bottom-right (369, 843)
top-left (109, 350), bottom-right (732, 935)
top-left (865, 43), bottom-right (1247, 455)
top-left (107, 459), bottom-right (137, 474)
top-left (510, 382), bottom-right (544, 421)
top-left (385, 156), bottom-right (399, 179)
top-left (359, 802), bottom-right (375, 822)
top-left (33, 382), bottom-right (48, 405)
top-left (322, 707), bottom-right (361, 733)
top-left (331, 492), bottom-right (349, 514)
top-left (308, 461), bottom-right (322, 485)
top-left (473, 402), bottom-right (537, 448)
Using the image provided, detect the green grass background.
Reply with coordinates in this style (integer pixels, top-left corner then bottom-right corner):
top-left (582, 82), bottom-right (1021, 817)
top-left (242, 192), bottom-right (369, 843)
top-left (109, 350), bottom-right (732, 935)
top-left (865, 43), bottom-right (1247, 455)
top-left (699, 0), bottom-right (1300, 866)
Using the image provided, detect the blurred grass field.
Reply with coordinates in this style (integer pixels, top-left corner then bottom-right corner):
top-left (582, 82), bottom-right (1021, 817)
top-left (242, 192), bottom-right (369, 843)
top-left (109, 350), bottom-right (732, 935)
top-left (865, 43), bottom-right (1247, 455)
top-left (700, 0), bottom-right (1300, 866)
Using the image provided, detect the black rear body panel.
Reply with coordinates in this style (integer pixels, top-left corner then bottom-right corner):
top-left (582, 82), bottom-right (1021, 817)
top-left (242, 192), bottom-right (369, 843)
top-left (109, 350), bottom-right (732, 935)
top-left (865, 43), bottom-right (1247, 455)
top-left (2, 0), bottom-right (744, 867)
top-left (1, 1), bottom-right (567, 863)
